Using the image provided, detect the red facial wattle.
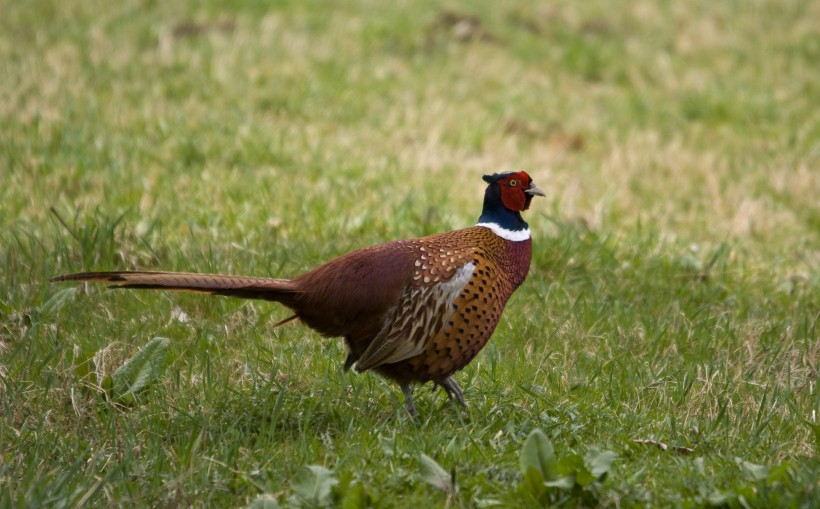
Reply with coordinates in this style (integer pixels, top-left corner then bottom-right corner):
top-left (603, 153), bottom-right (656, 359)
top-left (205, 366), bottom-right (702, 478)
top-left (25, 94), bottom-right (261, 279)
top-left (499, 172), bottom-right (534, 211)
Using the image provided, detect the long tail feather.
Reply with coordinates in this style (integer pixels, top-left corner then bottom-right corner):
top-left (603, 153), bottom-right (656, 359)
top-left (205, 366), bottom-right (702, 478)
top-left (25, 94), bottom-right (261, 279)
top-left (51, 270), bottom-right (299, 302)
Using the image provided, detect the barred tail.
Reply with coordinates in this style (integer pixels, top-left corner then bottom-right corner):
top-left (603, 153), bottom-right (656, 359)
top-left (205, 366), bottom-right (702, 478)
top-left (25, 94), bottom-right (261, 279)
top-left (50, 270), bottom-right (299, 302)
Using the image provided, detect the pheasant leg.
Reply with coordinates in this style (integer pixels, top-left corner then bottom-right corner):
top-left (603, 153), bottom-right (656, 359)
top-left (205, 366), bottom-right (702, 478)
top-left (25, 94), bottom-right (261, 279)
top-left (401, 384), bottom-right (418, 416)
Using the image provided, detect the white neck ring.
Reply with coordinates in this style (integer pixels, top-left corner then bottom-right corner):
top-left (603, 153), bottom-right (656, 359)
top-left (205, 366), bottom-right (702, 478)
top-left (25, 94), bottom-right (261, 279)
top-left (475, 222), bottom-right (531, 241)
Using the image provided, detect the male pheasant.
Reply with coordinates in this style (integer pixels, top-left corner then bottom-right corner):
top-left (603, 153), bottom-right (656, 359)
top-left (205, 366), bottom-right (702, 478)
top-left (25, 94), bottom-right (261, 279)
top-left (52, 171), bottom-right (544, 414)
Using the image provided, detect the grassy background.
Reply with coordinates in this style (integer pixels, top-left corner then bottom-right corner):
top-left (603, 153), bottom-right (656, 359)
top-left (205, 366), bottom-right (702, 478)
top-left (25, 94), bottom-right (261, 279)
top-left (1, 0), bottom-right (818, 506)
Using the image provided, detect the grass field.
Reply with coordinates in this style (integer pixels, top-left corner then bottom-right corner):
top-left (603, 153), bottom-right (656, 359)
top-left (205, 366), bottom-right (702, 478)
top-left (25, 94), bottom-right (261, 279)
top-left (1, 0), bottom-right (818, 506)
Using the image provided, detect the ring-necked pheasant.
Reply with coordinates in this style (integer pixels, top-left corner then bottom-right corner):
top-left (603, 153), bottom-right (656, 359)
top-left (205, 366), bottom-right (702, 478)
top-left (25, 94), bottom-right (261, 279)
top-left (52, 171), bottom-right (544, 414)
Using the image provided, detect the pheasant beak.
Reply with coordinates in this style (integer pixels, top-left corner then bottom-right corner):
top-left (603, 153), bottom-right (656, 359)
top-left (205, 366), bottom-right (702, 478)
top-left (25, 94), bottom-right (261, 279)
top-left (524, 181), bottom-right (546, 197)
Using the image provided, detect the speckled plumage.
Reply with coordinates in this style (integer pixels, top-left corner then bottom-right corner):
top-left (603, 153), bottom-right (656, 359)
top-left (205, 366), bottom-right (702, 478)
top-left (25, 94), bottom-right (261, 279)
top-left (346, 227), bottom-right (532, 385)
top-left (52, 172), bottom-right (544, 413)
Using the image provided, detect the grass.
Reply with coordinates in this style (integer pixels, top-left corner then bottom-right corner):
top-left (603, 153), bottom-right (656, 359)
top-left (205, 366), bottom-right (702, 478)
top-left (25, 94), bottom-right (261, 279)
top-left (1, 0), bottom-right (818, 506)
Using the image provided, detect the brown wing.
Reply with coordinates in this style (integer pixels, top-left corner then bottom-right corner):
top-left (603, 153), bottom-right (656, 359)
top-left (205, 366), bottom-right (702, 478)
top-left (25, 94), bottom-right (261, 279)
top-left (285, 241), bottom-right (417, 339)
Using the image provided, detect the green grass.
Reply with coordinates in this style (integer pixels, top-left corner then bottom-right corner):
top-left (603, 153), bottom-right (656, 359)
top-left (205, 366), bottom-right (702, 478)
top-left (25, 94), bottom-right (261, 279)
top-left (1, 0), bottom-right (818, 506)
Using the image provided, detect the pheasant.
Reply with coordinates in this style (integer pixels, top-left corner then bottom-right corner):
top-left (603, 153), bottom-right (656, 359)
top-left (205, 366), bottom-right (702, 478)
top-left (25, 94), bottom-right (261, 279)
top-left (52, 171), bottom-right (544, 414)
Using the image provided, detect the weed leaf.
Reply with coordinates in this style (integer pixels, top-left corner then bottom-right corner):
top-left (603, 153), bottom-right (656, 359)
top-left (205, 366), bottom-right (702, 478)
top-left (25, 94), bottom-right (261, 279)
top-left (736, 458), bottom-right (769, 482)
top-left (291, 465), bottom-right (338, 507)
top-left (543, 476), bottom-right (576, 489)
top-left (557, 453), bottom-right (589, 485)
top-left (419, 453), bottom-right (455, 493)
top-left (585, 448), bottom-right (617, 478)
top-left (110, 337), bottom-right (170, 402)
top-left (520, 429), bottom-right (557, 481)
top-left (246, 494), bottom-right (281, 509)
top-left (519, 428), bottom-right (559, 497)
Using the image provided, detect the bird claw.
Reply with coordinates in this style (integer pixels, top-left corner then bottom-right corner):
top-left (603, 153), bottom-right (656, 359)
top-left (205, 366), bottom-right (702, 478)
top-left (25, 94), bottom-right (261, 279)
top-left (435, 377), bottom-right (467, 407)
top-left (343, 352), bottom-right (357, 372)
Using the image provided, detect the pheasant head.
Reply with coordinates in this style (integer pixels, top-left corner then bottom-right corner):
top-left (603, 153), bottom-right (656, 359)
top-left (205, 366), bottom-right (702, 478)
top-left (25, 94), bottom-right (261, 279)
top-left (477, 171), bottom-right (545, 240)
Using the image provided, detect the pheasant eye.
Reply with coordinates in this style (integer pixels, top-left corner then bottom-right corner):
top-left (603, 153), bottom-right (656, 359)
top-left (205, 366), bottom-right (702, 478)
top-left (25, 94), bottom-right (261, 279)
top-left (509, 180), bottom-right (518, 187)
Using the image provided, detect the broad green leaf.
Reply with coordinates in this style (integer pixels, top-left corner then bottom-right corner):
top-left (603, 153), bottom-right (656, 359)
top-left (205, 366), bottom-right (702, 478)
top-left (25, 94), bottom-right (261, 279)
top-left (707, 490), bottom-right (732, 506)
top-left (520, 429), bottom-right (557, 481)
top-left (292, 465), bottom-right (338, 507)
top-left (558, 454), bottom-right (594, 487)
top-left (378, 434), bottom-right (396, 457)
top-left (419, 453), bottom-right (454, 493)
top-left (110, 337), bottom-right (170, 402)
top-left (246, 494), bottom-right (281, 509)
top-left (736, 458), bottom-right (769, 482)
top-left (544, 475), bottom-right (576, 490)
top-left (585, 448), bottom-right (617, 479)
top-left (474, 498), bottom-right (503, 507)
top-left (521, 468), bottom-right (545, 498)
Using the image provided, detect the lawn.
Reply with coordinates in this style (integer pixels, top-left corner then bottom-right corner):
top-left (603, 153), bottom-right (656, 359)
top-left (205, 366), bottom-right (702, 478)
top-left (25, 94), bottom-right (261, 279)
top-left (1, 0), bottom-right (818, 506)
